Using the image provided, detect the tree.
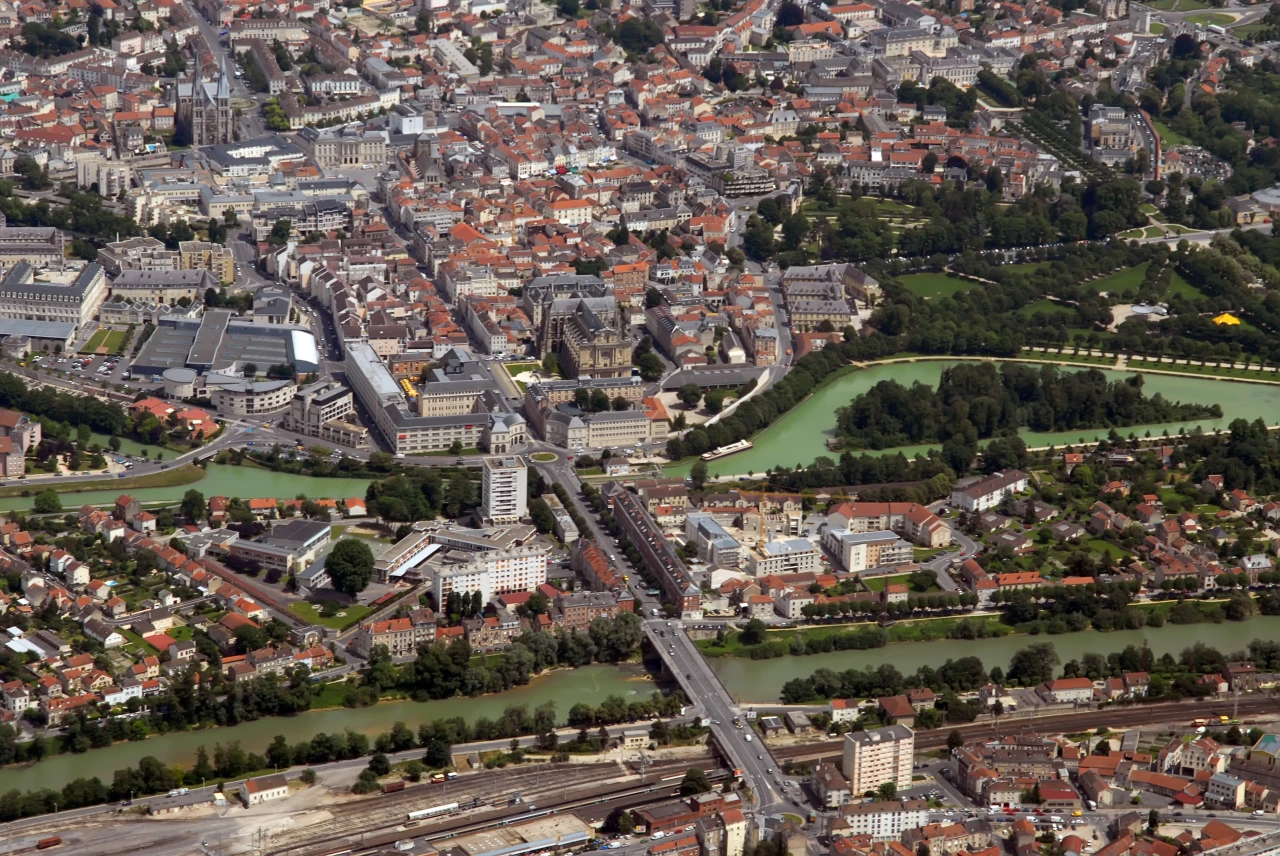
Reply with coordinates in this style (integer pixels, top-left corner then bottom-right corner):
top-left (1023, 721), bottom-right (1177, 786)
top-left (180, 489), bottom-right (206, 522)
top-left (677, 384), bottom-right (702, 408)
top-left (367, 753), bottom-right (391, 776)
top-left (267, 220), bottom-right (292, 246)
top-left (690, 460), bottom-right (709, 490)
top-left (775, 0), bottom-right (803, 26)
top-left (947, 730), bottom-right (965, 751)
top-left (33, 490), bottom-right (62, 514)
top-left (876, 781), bottom-right (897, 801)
top-left (325, 539), bottom-right (376, 596)
top-left (1148, 809), bottom-right (1160, 832)
top-left (738, 618), bottom-right (767, 646)
top-left (679, 767), bottom-right (712, 795)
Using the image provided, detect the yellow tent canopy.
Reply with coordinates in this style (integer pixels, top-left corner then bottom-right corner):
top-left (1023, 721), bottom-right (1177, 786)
top-left (1212, 312), bottom-right (1241, 326)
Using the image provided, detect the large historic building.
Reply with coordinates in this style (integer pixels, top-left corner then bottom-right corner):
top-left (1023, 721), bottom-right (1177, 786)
top-left (175, 54), bottom-right (234, 146)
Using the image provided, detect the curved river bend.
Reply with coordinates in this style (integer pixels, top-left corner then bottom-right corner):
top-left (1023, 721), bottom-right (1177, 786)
top-left (673, 361), bottom-right (1280, 477)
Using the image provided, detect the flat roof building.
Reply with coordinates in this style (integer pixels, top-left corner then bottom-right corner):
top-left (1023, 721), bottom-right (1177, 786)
top-left (131, 310), bottom-right (319, 376)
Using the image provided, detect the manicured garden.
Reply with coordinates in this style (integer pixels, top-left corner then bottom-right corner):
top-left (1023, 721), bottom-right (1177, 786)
top-left (897, 272), bottom-right (979, 299)
top-left (81, 329), bottom-right (127, 354)
top-left (290, 601), bottom-right (373, 630)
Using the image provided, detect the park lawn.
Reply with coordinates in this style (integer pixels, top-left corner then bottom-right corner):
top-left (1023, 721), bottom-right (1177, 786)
top-left (1150, 22), bottom-right (1166, 33)
top-left (289, 601), bottom-right (373, 630)
top-left (1001, 262), bottom-right (1049, 274)
top-left (1152, 119), bottom-right (1191, 146)
top-left (504, 362), bottom-right (540, 377)
top-left (1085, 538), bottom-right (1131, 560)
top-left (1187, 12), bottom-right (1233, 24)
top-left (1018, 299), bottom-right (1075, 318)
top-left (81, 330), bottom-right (107, 352)
top-left (81, 329), bottom-right (126, 353)
top-left (1088, 263), bottom-right (1148, 294)
top-left (897, 272), bottom-right (978, 299)
top-left (1166, 271), bottom-right (1203, 299)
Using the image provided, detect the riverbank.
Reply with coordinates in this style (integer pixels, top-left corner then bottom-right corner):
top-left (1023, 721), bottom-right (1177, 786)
top-left (0, 463), bottom-right (376, 512)
top-left (0, 664), bottom-right (659, 794)
top-left (0, 464), bottom-right (205, 500)
top-left (707, 613), bottom-right (1280, 702)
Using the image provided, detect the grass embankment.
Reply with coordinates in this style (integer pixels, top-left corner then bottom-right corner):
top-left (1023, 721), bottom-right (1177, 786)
top-left (696, 614), bottom-right (1011, 657)
top-left (0, 464), bottom-right (205, 499)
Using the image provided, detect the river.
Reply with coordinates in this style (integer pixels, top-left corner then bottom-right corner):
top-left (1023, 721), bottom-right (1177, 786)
top-left (0, 464), bottom-right (373, 512)
top-left (709, 616), bottom-right (1280, 702)
top-left (674, 360), bottom-right (1280, 477)
top-left (0, 665), bottom-right (653, 794)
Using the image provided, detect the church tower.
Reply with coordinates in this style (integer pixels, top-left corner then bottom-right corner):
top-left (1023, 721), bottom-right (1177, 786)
top-left (176, 51), bottom-right (235, 146)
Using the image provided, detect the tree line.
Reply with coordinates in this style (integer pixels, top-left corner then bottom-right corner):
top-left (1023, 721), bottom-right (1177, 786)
top-left (778, 637), bottom-right (1279, 708)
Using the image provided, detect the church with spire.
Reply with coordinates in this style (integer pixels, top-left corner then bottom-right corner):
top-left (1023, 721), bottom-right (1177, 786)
top-left (175, 53), bottom-right (234, 146)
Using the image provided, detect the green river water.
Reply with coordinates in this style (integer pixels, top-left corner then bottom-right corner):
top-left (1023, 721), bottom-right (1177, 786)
top-left (0, 665), bottom-right (652, 794)
top-left (10, 616), bottom-right (1280, 792)
top-left (671, 361), bottom-right (1280, 478)
top-left (709, 615), bottom-right (1280, 702)
top-left (0, 464), bottom-right (374, 512)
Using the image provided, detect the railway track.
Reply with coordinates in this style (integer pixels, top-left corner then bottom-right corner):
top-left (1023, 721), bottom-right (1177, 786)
top-left (772, 696), bottom-right (1280, 761)
top-left (277, 769), bottom-right (730, 856)
top-left (274, 759), bottom-right (701, 851)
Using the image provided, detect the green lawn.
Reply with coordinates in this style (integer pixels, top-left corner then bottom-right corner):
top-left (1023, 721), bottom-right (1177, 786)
top-left (1150, 21), bottom-right (1166, 34)
top-left (1232, 22), bottom-right (1268, 37)
top-left (913, 547), bottom-right (946, 562)
top-left (1152, 119), bottom-right (1191, 147)
top-left (1019, 299), bottom-right (1075, 318)
top-left (81, 329), bottom-right (127, 354)
top-left (1085, 538), bottom-right (1131, 560)
top-left (1088, 263), bottom-right (1148, 294)
top-left (898, 272), bottom-right (978, 299)
top-left (504, 362), bottom-right (540, 377)
top-left (289, 601), bottom-right (373, 630)
top-left (1187, 12), bottom-right (1233, 25)
top-left (1166, 271), bottom-right (1203, 299)
top-left (862, 573), bottom-right (941, 593)
top-left (1000, 262), bottom-right (1048, 274)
